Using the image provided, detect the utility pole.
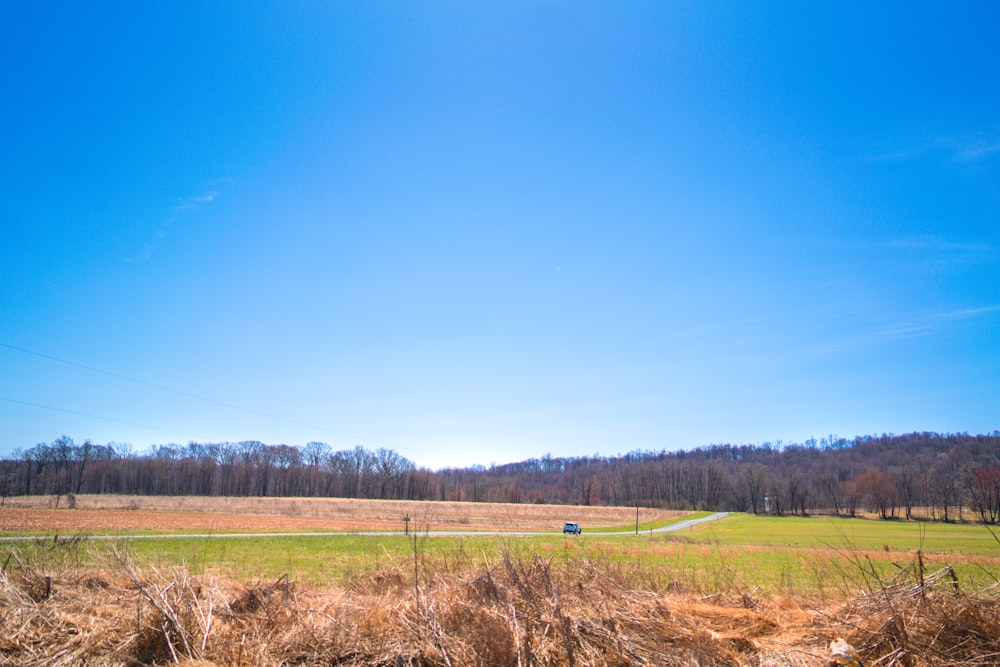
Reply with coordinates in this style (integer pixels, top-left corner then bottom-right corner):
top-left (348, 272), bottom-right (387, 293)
top-left (635, 504), bottom-right (639, 535)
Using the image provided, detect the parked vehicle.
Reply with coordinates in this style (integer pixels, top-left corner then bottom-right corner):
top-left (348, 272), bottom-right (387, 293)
top-left (562, 522), bottom-right (582, 535)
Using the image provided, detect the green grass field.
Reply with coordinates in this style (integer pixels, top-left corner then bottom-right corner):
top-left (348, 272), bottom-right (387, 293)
top-left (6, 512), bottom-right (998, 597)
top-left (684, 513), bottom-right (1000, 556)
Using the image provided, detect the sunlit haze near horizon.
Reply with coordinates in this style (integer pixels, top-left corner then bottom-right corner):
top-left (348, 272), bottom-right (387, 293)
top-left (2, 2), bottom-right (999, 470)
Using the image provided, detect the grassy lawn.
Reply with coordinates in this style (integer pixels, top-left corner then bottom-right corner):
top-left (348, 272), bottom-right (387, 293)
top-left (5, 512), bottom-right (998, 598)
top-left (682, 512), bottom-right (1000, 556)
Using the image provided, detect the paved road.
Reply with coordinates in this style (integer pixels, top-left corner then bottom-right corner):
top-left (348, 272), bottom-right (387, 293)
top-left (651, 511), bottom-right (730, 533)
top-left (0, 512), bottom-right (731, 542)
top-left (587, 511), bottom-right (730, 536)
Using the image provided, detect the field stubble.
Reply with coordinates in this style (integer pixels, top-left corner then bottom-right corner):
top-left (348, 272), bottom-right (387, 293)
top-left (1, 494), bottom-right (680, 533)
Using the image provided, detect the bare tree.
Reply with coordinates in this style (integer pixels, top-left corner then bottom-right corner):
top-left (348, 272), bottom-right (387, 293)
top-left (742, 463), bottom-right (766, 514)
top-left (303, 441), bottom-right (331, 467)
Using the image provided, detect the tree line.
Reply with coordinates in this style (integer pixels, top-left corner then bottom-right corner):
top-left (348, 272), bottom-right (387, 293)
top-left (2, 431), bottom-right (1000, 523)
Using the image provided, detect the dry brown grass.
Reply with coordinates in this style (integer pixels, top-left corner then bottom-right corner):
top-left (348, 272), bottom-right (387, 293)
top-left (2, 538), bottom-right (998, 667)
top-left (1, 495), bottom-right (680, 533)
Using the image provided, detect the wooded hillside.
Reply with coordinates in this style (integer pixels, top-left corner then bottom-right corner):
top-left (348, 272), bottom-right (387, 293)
top-left (3, 432), bottom-right (999, 523)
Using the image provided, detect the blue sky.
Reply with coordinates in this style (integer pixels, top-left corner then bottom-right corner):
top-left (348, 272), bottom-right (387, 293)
top-left (2, 2), bottom-right (998, 469)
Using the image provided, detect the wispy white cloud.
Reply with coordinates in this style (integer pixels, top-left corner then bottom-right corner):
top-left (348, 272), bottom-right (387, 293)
top-left (955, 141), bottom-right (1000, 162)
top-left (885, 237), bottom-right (998, 273)
top-left (827, 235), bottom-right (997, 278)
top-left (866, 142), bottom-right (935, 163)
top-left (868, 135), bottom-right (1000, 164)
top-left (127, 186), bottom-right (223, 263)
top-left (930, 305), bottom-right (1000, 322)
top-left (806, 322), bottom-right (928, 358)
top-left (885, 236), bottom-right (995, 254)
top-left (806, 304), bottom-right (1000, 358)
top-left (173, 190), bottom-right (219, 214)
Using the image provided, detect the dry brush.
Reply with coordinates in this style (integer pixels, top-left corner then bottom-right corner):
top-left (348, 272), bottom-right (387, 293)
top-left (1, 538), bottom-right (998, 666)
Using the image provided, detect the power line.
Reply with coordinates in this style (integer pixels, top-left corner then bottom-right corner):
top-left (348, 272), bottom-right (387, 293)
top-left (0, 341), bottom-right (391, 448)
top-left (0, 341), bottom-right (323, 430)
top-left (0, 396), bottom-right (198, 439)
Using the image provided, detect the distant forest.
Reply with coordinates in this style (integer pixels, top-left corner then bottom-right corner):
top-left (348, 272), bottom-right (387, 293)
top-left (3, 432), bottom-right (1000, 523)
